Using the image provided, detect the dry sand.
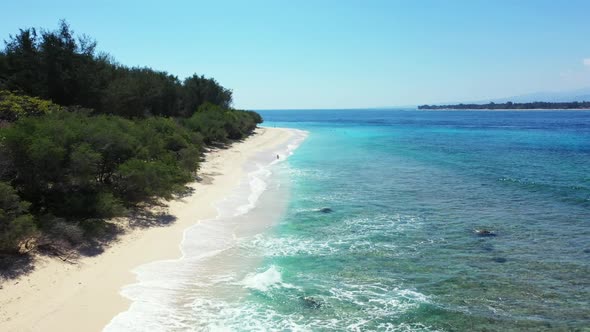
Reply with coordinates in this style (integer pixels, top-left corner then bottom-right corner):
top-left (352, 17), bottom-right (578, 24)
top-left (0, 127), bottom-right (294, 332)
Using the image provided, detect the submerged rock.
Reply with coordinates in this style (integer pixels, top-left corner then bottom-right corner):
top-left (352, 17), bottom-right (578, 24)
top-left (300, 296), bottom-right (323, 309)
top-left (480, 243), bottom-right (494, 252)
top-left (475, 229), bottom-right (496, 237)
top-left (319, 207), bottom-right (333, 214)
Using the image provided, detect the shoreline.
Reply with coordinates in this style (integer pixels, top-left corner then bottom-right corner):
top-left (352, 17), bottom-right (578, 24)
top-left (0, 127), bottom-right (296, 332)
top-left (105, 127), bottom-right (305, 330)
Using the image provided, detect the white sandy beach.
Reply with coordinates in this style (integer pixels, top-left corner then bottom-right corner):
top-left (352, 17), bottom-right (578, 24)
top-left (0, 127), bottom-right (294, 332)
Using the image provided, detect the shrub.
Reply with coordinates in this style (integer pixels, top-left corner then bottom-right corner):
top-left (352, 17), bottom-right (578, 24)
top-left (0, 90), bottom-right (61, 122)
top-left (0, 182), bottom-right (36, 253)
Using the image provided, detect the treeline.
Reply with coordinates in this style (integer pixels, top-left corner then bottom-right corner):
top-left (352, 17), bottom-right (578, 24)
top-left (418, 101), bottom-right (590, 110)
top-left (0, 21), bottom-right (232, 117)
top-left (0, 21), bottom-right (262, 256)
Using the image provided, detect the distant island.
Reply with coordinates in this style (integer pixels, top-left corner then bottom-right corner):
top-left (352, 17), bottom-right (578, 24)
top-left (418, 101), bottom-right (590, 110)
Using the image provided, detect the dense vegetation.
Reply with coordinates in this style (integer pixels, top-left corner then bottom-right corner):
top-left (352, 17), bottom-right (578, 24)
top-left (418, 101), bottom-right (590, 110)
top-left (0, 21), bottom-right (262, 257)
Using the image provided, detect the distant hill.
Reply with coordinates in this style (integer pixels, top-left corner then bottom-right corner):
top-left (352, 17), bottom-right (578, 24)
top-left (440, 88), bottom-right (590, 106)
top-left (383, 88), bottom-right (590, 109)
top-left (415, 88), bottom-right (590, 109)
top-left (479, 88), bottom-right (590, 104)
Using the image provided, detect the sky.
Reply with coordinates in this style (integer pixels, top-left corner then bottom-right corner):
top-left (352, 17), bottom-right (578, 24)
top-left (1, 0), bottom-right (590, 109)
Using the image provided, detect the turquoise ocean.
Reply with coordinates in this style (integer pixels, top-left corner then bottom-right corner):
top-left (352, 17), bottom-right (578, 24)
top-left (107, 110), bottom-right (590, 331)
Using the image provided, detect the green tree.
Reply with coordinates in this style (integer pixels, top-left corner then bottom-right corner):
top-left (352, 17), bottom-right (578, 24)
top-left (181, 74), bottom-right (233, 115)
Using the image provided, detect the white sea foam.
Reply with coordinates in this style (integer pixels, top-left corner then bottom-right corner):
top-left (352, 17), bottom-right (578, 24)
top-left (233, 166), bottom-right (270, 217)
top-left (236, 213), bottom-right (430, 259)
top-left (238, 265), bottom-right (297, 292)
top-left (187, 296), bottom-right (312, 332)
top-left (131, 274), bottom-right (434, 332)
top-left (103, 128), bottom-right (308, 332)
top-left (239, 233), bottom-right (339, 257)
top-left (239, 265), bottom-right (282, 291)
top-left (182, 279), bottom-right (433, 332)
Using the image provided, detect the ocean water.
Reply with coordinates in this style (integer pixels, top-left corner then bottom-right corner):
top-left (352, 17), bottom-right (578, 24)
top-left (107, 110), bottom-right (590, 331)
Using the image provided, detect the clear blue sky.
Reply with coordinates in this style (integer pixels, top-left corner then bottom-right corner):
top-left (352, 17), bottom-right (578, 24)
top-left (2, 0), bottom-right (590, 109)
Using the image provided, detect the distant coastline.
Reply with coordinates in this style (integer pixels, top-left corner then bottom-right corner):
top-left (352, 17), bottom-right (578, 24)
top-left (418, 101), bottom-right (590, 110)
top-left (417, 108), bottom-right (590, 111)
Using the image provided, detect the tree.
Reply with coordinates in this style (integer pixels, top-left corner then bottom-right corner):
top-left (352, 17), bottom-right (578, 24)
top-left (181, 74), bottom-right (233, 116)
top-left (0, 28), bottom-right (42, 95)
top-left (102, 67), bottom-right (181, 117)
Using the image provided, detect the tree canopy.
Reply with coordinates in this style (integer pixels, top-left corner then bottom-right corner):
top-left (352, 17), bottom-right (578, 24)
top-left (0, 20), bottom-right (234, 117)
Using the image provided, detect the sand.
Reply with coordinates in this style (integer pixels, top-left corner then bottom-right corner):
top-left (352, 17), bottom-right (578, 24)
top-left (0, 127), bottom-right (294, 332)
